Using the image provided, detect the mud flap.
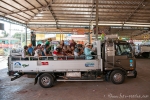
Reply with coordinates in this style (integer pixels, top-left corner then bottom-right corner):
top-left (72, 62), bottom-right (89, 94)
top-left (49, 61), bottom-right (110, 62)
top-left (133, 70), bottom-right (137, 78)
top-left (34, 73), bottom-right (40, 85)
top-left (105, 71), bottom-right (111, 81)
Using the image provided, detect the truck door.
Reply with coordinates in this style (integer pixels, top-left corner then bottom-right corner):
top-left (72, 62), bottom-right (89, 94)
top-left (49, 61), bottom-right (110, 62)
top-left (104, 42), bottom-right (135, 71)
top-left (114, 43), bottom-right (135, 70)
top-left (104, 42), bottom-right (115, 70)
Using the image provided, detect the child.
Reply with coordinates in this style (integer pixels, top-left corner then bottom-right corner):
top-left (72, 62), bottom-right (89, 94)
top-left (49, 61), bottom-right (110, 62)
top-left (53, 48), bottom-right (60, 60)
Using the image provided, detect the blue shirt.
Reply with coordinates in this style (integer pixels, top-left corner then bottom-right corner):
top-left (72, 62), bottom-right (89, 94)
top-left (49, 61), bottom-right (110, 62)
top-left (84, 47), bottom-right (93, 60)
top-left (27, 47), bottom-right (33, 55)
top-left (42, 51), bottom-right (45, 56)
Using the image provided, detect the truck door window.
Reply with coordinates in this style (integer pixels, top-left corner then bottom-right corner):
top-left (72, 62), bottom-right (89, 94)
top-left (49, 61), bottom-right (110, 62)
top-left (115, 45), bottom-right (121, 55)
top-left (115, 43), bottom-right (132, 57)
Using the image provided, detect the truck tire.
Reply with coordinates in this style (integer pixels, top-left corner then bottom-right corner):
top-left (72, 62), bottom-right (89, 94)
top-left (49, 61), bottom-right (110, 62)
top-left (110, 70), bottom-right (125, 84)
top-left (39, 73), bottom-right (54, 88)
top-left (142, 52), bottom-right (149, 58)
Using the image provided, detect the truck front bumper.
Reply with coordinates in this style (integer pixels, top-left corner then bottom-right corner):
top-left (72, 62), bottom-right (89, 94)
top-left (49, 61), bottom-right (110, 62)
top-left (127, 70), bottom-right (137, 78)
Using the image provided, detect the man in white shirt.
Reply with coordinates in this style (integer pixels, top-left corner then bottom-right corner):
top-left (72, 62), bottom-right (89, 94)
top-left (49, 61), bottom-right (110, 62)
top-left (41, 40), bottom-right (45, 46)
top-left (22, 45), bottom-right (28, 60)
top-left (34, 44), bottom-right (42, 59)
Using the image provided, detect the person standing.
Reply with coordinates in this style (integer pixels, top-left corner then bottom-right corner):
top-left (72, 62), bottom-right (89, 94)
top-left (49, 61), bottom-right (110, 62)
top-left (45, 38), bottom-right (52, 52)
top-left (31, 32), bottom-right (36, 47)
top-left (45, 38), bottom-right (52, 46)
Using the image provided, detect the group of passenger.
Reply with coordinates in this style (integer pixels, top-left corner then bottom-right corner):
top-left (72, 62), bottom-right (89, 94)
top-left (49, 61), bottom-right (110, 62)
top-left (22, 38), bottom-right (97, 60)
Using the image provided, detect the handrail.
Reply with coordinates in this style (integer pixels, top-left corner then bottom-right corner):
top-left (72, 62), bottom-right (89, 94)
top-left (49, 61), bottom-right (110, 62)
top-left (10, 55), bottom-right (101, 61)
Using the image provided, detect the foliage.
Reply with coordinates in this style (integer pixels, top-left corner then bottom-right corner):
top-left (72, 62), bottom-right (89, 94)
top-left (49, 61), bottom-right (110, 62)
top-left (1, 31), bottom-right (8, 37)
top-left (12, 32), bottom-right (25, 42)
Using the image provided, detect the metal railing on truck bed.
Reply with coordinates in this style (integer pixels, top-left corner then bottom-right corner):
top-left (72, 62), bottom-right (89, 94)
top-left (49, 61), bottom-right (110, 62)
top-left (10, 55), bottom-right (99, 61)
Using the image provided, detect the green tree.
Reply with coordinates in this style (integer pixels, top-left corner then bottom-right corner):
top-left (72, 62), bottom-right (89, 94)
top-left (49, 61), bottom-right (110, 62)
top-left (12, 32), bottom-right (25, 42)
top-left (1, 31), bottom-right (8, 37)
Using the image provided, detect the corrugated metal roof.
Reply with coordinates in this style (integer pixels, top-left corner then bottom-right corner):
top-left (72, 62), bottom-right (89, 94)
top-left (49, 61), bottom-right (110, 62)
top-left (0, 0), bottom-right (150, 39)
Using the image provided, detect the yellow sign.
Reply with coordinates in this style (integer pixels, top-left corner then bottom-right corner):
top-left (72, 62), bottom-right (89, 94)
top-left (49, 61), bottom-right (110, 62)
top-left (56, 34), bottom-right (65, 40)
top-left (36, 34), bottom-right (45, 40)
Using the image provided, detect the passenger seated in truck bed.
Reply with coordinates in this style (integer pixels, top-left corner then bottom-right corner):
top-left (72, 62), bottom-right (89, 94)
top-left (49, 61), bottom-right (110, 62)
top-left (66, 46), bottom-right (72, 55)
top-left (27, 44), bottom-right (34, 56)
top-left (22, 45), bottom-right (29, 60)
top-left (34, 44), bottom-right (42, 60)
top-left (53, 48), bottom-right (63, 60)
top-left (44, 44), bottom-right (51, 56)
top-left (84, 43), bottom-right (95, 60)
top-left (74, 44), bottom-right (85, 59)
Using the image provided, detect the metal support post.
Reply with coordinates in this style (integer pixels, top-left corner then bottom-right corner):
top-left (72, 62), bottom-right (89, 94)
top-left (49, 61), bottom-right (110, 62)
top-left (96, 0), bottom-right (99, 40)
top-left (25, 23), bottom-right (27, 45)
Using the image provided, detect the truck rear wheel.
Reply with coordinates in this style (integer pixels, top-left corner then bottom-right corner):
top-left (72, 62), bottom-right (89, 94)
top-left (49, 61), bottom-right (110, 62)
top-left (39, 73), bottom-right (54, 88)
top-left (110, 70), bottom-right (125, 84)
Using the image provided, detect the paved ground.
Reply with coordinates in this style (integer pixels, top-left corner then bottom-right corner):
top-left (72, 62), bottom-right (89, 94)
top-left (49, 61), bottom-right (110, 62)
top-left (0, 59), bottom-right (150, 100)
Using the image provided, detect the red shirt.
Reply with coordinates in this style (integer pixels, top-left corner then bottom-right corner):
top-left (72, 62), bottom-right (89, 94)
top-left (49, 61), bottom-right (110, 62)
top-left (53, 50), bottom-right (58, 55)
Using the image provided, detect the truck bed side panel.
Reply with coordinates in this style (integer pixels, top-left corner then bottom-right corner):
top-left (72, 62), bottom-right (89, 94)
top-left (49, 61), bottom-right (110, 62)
top-left (12, 60), bottom-right (101, 72)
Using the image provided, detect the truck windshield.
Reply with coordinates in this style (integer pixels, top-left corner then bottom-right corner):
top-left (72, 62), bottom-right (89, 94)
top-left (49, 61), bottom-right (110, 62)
top-left (115, 43), bottom-right (133, 57)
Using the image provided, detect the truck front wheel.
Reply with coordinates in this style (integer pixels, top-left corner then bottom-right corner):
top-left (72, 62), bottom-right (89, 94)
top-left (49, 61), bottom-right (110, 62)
top-left (110, 70), bottom-right (125, 84)
top-left (39, 73), bottom-right (54, 88)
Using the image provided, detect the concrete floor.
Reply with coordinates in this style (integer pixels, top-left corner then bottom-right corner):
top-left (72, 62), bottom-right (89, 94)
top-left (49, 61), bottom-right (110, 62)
top-left (0, 59), bottom-right (150, 100)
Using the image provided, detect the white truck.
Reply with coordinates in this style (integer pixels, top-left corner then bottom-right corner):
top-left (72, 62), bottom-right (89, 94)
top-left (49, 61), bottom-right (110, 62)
top-left (8, 35), bottom-right (137, 88)
top-left (134, 42), bottom-right (150, 58)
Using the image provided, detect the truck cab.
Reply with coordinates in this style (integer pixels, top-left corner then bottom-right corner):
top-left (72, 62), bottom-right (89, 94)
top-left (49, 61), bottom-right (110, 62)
top-left (102, 38), bottom-right (137, 83)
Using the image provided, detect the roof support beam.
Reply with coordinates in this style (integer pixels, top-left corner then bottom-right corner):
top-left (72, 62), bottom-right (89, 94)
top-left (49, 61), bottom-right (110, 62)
top-left (51, 3), bottom-right (145, 6)
top-left (122, 0), bottom-right (145, 26)
top-left (88, 0), bottom-right (95, 43)
top-left (5, 7), bottom-right (42, 16)
top-left (0, 15), bottom-right (25, 25)
top-left (54, 11), bottom-right (150, 14)
top-left (44, 0), bottom-right (48, 4)
top-left (9, 15), bottom-right (27, 22)
top-left (48, 6), bottom-right (149, 9)
top-left (115, 0), bottom-right (145, 34)
top-left (0, 6), bottom-right (29, 20)
top-left (27, 2), bottom-right (52, 23)
top-left (36, 0), bottom-right (43, 6)
top-left (1, 0), bottom-right (32, 17)
top-left (90, 0), bottom-right (95, 23)
top-left (53, 0), bottom-right (142, 4)
top-left (6, 9), bottom-right (150, 16)
top-left (12, 0), bottom-right (35, 15)
top-left (24, 0), bottom-right (40, 12)
top-left (48, 5), bottom-right (59, 29)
